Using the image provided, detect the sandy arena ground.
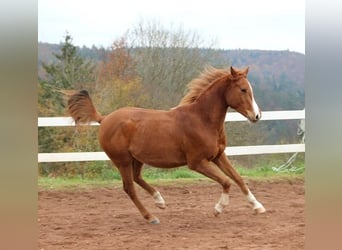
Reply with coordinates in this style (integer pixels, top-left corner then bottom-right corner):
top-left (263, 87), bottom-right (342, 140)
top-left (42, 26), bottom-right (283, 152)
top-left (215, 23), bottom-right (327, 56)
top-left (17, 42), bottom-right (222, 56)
top-left (38, 178), bottom-right (304, 249)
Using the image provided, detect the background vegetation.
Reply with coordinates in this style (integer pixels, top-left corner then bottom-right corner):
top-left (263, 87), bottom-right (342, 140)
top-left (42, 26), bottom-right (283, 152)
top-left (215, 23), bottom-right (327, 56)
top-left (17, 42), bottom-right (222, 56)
top-left (38, 20), bottom-right (304, 179)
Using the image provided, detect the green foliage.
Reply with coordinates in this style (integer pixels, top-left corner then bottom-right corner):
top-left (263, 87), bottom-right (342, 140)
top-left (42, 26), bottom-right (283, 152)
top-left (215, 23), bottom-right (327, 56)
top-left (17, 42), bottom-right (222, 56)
top-left (38, 162), bottom-right (304, 190)
top-left (38, 33), bottom-right (98, 173)
top-left (38, 162), bottom-right (202, 181)
top-left (236, 163), bottom-right (305, 179)
top-left (38, 156), bottom-right (304, 181)
top-left (38, 33), bottom-right (95, 115)
top-left (43, 33), bottom-right (95, 88)
top-left (142, 167), bottom-right (203, 179)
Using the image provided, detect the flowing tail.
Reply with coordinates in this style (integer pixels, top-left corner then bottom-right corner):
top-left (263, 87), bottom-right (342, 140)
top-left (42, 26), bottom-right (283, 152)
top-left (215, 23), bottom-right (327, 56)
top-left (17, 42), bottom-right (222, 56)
top-left (63, 90), bottom-right (104, 124)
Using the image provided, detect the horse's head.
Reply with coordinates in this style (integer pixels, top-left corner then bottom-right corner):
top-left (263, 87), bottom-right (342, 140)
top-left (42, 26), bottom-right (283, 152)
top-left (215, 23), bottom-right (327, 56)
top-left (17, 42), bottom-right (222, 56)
top-left (225, 66), bottom-right (261, 123)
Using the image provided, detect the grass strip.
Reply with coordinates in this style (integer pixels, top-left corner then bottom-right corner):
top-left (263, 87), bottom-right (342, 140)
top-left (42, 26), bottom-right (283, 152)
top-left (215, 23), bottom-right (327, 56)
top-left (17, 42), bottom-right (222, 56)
top-left (38, 165), bottom-right (304, 190)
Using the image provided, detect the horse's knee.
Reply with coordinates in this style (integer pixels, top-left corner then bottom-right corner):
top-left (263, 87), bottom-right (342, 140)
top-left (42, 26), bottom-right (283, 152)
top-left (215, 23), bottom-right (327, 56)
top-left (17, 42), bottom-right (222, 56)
top-left (123, 183), bottom-right (135, 197)
top-left (222, 180), bottom-right (231, 192)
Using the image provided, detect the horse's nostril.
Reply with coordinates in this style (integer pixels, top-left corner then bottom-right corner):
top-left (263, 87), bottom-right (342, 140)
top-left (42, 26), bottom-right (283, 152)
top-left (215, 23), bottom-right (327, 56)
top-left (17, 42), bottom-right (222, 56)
top-left (256, 114), bottom-right (260, 120)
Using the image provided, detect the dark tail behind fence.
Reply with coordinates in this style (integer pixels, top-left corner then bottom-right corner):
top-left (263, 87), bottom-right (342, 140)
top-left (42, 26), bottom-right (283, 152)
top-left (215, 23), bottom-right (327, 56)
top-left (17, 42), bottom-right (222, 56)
top-left (64, 90), bottom-right (104, 124)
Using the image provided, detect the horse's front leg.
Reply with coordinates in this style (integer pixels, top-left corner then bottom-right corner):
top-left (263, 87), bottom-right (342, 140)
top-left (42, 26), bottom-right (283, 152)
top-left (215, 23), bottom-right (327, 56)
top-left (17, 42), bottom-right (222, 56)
top-left (188, 159), bottom-right (232, 216)
top-left (213, 153), bottom-right (266, 214)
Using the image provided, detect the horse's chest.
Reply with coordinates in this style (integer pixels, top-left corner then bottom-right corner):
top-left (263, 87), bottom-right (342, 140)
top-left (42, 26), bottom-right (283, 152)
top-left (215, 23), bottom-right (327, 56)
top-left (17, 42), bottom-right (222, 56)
top-left (197, 135), bottom-right (225, 161)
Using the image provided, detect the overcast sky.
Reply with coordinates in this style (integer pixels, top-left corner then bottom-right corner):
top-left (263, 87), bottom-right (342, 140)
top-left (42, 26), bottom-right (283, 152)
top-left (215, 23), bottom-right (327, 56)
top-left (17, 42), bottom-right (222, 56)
top-left (38, 0), bottom-right (305, 54)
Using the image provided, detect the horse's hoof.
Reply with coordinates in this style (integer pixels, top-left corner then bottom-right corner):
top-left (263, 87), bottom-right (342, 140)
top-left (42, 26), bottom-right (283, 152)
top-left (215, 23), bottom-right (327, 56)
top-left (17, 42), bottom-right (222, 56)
top-left (155, 203), bottom-right (166, 209)
top-left (149, 218), bottom-right (160, 224)
top-left (254, 206), bottom-right (266, 214)
top-left (214, 209), bottom-right (221, 217)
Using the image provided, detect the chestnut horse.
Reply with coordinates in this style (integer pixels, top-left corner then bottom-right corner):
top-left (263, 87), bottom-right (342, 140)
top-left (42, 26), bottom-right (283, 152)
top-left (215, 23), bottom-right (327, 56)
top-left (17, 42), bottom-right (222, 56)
top-left (66, 66), bottom-right (266, 224)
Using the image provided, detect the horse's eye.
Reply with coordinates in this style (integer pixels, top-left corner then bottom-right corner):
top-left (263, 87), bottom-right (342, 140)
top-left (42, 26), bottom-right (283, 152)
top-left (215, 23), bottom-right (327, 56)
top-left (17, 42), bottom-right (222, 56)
top-left (241, 88), bottom-right (247, 93)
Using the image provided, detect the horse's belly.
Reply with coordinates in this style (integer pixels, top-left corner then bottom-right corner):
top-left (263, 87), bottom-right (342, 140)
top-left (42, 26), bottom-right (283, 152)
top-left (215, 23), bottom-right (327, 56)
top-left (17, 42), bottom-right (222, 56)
top-left (142, 159), bottom-right (186, 168)
top-left (100, 108), bottom-right (187, 167)
top-left (130, 144), bottom-right (187, 168)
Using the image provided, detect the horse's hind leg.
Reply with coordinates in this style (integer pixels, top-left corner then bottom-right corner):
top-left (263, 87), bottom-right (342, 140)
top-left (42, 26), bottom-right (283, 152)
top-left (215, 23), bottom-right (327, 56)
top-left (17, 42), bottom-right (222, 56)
top-left (117, 164), bottom-right (160, 224)
top-left (213, 153), bottom-right (266, 214)
top-left (132, 160), bottom-right (166, 209)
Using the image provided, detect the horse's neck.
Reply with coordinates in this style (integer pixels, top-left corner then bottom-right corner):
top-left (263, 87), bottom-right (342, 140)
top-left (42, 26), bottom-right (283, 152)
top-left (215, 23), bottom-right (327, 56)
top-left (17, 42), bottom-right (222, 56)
top-left (192, 80), bottom-right (228, 127)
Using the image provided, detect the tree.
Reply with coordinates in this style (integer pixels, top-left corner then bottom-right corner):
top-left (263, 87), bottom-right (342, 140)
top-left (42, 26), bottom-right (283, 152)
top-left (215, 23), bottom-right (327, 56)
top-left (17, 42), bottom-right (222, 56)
top-left (125, 19), bottom-right (226, 109)
top-left (94, 37), bottom-right (147, 113)
top-left (38, 33), bottom-right (97, 177)
top-left (38, 32), bottom-right (95, 116)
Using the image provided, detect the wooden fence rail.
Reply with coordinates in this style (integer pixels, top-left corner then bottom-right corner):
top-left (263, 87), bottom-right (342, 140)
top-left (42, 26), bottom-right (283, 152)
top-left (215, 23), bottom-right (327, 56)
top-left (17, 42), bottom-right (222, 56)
top-left (38, 110), bottom-right (305, 163)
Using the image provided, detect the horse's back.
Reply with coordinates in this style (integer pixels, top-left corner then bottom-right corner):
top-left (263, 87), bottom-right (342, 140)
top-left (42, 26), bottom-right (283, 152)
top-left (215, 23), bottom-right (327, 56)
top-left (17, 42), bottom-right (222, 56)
top-left (98, 107), bottom-right (152, 147)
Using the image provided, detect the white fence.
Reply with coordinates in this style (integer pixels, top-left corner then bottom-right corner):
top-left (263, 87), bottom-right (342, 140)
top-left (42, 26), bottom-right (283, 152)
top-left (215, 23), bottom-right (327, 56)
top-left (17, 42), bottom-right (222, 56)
top-left (38, 110), bottom-right (305, 163)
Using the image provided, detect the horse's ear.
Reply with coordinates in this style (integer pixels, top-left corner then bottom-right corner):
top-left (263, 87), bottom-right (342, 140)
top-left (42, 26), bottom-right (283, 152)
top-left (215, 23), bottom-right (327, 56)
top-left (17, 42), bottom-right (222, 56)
top-left (230, 66), bottom-right (238, 77)
top-left (243, 67), bottom-right (249, 75)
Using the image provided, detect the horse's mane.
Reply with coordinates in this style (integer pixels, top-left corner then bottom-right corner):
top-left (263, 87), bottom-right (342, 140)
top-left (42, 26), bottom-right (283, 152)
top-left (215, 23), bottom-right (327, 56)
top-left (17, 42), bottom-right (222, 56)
top-left (178, 66), bottom-right (230, 106)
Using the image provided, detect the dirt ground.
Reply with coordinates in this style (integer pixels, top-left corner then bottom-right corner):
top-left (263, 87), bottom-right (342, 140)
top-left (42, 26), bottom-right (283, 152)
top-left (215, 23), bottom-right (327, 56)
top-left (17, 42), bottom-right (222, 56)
top-left (38, 178), bottom-right (304, 250)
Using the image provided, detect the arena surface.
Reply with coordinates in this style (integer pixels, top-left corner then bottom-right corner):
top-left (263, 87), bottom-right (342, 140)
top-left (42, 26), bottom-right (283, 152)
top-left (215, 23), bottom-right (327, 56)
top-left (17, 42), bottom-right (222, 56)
top-left (38, 178), bottom-right (304, 249)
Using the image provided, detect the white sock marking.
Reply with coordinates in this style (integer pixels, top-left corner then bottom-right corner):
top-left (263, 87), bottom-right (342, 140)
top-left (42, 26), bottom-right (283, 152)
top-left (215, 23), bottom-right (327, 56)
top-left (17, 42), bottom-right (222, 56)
top-left (246, 190), bottom-right (264, 210)
top-left (153, 191), bottom-right (165, 205)
top-left (214, 193), bottom-right (229, 214)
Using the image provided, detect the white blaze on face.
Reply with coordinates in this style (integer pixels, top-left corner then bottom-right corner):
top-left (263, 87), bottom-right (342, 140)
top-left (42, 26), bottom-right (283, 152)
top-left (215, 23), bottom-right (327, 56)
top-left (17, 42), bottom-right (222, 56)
top-left (248, 80), bottom-right (261, 120)
top-left (252, 96), bottom-right (260, 117)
